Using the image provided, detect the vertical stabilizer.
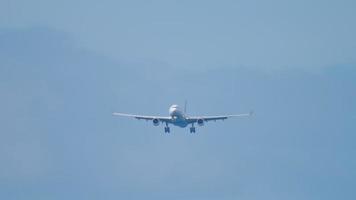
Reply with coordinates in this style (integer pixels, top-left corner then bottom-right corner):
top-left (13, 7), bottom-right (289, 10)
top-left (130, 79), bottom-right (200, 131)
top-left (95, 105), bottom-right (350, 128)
top-left (184, 100), bottom-right (187, 114)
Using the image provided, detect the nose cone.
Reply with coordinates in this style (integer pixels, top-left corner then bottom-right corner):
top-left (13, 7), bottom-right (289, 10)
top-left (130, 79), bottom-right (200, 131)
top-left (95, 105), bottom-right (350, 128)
top-left (169, 104), bottom-right (181, 116)
top-left (170, 104), bottom-right (178, 109)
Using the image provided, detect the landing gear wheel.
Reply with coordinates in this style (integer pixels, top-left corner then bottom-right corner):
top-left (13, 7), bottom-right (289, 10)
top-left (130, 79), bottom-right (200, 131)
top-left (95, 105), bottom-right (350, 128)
top-left (164, 127), bottom-right (170, 133)
top-left (190, 127), bottom-right (196, 133)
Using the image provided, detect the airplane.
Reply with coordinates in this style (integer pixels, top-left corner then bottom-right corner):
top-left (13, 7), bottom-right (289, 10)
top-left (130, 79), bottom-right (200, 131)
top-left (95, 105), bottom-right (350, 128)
top-left (112, 103), bottom-right (253, 133)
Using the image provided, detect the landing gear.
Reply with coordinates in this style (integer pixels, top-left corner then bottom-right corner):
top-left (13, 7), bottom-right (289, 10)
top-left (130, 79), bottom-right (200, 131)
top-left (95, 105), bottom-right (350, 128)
top-left (190, 127), bottom-right (196, 133)
top-left (190, 124), bottom-right (196, 133)
top-left (164, 123), bottom-right (170, 133)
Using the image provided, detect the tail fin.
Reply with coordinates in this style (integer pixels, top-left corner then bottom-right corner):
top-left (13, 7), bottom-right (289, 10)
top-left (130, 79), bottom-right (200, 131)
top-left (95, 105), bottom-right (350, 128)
top-left (184, 100), bottom-right (187, 114)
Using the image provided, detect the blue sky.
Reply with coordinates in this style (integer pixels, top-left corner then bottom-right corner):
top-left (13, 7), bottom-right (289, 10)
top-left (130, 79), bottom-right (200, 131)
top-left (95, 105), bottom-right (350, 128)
top-left (2, 0), bottom-right (356, 69)
top-left (1, 1), bottom-right (356, 200)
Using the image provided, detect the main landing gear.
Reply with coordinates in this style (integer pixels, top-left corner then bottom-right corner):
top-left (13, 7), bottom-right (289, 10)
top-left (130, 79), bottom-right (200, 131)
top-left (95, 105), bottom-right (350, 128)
top-left (190, 124), bottom-right (196, 133)
top-left (163, 123), bottom-right (197, 133)
top-left (164, 123), bottom-right (170, 133)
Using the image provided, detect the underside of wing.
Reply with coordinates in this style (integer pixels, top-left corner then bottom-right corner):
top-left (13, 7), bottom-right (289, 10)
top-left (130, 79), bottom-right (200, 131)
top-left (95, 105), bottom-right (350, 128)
top-left (187, 112), bottom-right (253, 123)
top-left (112, 112), bottom-right (171, 122)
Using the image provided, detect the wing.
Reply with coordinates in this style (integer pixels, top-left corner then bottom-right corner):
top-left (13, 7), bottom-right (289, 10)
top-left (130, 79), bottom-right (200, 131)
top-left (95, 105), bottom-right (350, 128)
top-left (112, 112), bottom-right (172, 123)
top-left (186, 111), bottom-right (253, 123)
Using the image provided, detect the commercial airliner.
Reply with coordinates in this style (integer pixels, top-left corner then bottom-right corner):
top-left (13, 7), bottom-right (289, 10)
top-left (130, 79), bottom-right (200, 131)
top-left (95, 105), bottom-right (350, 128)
top-left (113, 103), bottom-right (253, 133)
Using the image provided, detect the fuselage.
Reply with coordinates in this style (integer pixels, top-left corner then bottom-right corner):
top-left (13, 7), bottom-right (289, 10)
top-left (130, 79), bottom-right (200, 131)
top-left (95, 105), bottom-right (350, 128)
top-left (168, 105), bottom-right (188, 127)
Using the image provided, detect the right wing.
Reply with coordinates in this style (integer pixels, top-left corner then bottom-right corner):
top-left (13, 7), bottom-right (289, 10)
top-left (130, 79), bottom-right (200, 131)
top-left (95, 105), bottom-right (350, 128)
top-left (186, 111), bottom-right (253, 123)
top-left (112, 112), bottom-right (172, 123)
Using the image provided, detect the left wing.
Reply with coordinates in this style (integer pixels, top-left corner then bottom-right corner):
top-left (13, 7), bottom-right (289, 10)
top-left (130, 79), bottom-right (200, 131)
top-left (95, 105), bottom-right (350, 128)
top-left (112, 112), bottom-right (172, 122)
top-left (186, 111), bottom-right (253, 123)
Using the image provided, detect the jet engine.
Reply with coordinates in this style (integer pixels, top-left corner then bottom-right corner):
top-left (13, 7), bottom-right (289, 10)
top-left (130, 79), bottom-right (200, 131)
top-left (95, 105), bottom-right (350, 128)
top-left (197, 118), bottom-right (204, 126)
top-left (153, 118), bottom-right (160, 126)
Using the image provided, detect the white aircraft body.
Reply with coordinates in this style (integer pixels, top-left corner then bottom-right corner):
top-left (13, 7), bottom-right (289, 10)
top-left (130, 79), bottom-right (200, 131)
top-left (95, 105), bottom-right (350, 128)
top-left (112, 104), bottom-right (252, 133)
